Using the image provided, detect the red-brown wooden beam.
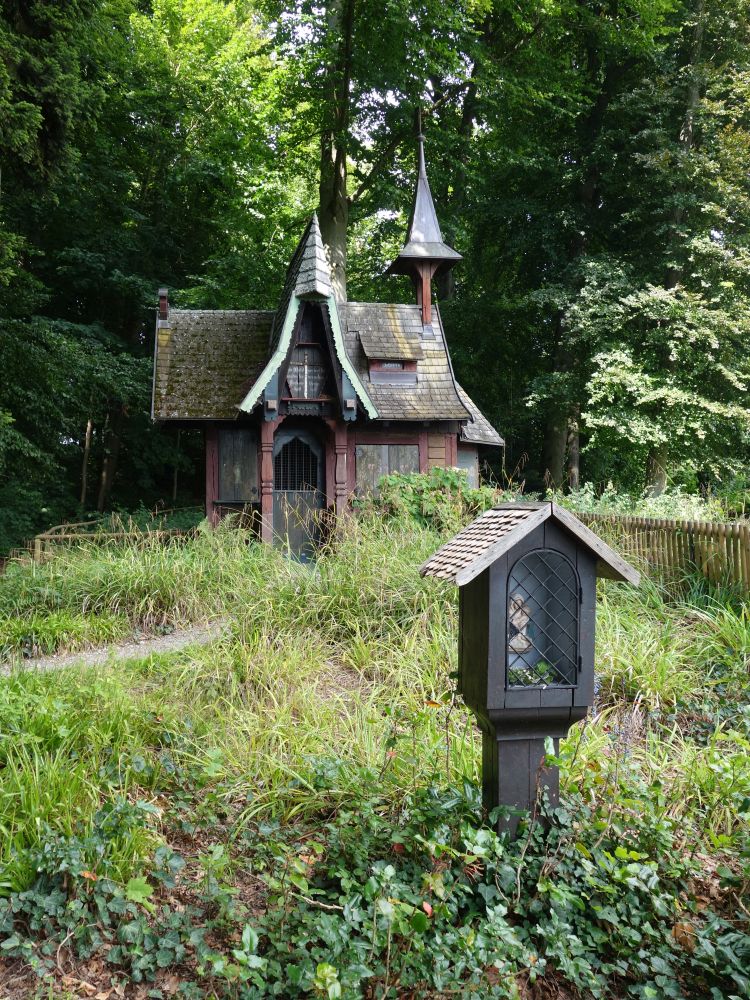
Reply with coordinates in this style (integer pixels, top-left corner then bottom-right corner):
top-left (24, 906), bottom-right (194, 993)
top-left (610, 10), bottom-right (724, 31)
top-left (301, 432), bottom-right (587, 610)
top-left (421, 267), bottom-right (432, 325)
top-left (334, 423), bottom-right (349, 514)
top-left (260, 421), bottom-right (274, 543)
top-left (205, 426), bottom-right (219, 526)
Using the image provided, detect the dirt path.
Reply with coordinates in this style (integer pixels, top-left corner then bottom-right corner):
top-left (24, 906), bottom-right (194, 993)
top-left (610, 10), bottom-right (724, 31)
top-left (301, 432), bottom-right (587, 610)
top-left (0, 620), bottom-right (227, 676)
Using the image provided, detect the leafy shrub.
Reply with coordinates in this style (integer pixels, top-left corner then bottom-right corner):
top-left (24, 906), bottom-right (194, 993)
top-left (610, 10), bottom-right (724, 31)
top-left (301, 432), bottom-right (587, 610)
top-left (361, 466), bottom-right (517, 533)
top-left (2, 769), bottom-right (748, 998)
top-left (552, 482), bottom-right (729, 522)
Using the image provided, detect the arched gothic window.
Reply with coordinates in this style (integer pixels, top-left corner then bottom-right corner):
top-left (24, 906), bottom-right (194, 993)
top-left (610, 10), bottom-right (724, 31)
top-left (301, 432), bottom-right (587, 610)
top-left (507, 550), bottom-right (579, 687)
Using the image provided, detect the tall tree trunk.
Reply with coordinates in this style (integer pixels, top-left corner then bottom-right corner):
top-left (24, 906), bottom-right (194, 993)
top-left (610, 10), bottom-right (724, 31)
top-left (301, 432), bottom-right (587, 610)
top-left (318, 0), bottom-right (355, 302)
top-left (645, 443), bottom-right (668, 497)
top-left (542, 313), bottom-right (574, 487)
top-left (80, 414), bottom-right (93, 506)
top-left (97, 402), bottom-right (125, 512)
top-left (542, 410), bottom-right (568, 488)
top-left (541, 21), bottom-right (623, 485)
top-left (646, 0), bottom-right (704, 495)
top-left (566, 408), bottom-right (580, 490)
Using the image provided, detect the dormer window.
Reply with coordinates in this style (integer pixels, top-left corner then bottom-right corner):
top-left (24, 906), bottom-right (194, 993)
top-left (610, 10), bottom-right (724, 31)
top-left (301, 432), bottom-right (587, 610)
top-left (369, 359), bottom-right (417, 385)
top-left (355, 319), bottom-right (423, 386)
top-left (278, 303), bottom-right (341, 416)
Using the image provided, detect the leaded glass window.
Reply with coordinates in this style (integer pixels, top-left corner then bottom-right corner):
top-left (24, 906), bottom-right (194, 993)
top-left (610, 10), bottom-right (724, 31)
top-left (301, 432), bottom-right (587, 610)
top-left (287, 345), bottom-right (328, 399)
top-left (507, 549), bottom-right (579, 687)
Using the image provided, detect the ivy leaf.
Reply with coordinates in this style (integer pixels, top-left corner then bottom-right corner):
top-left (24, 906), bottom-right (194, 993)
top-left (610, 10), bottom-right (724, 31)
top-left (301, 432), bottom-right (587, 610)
top-left (125, 877), bottom-right (155, 911)
top-left (241, 925), bottom-right (259, 954)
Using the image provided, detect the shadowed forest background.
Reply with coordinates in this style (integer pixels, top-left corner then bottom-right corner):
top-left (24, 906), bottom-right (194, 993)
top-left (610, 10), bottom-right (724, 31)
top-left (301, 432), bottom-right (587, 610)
top-left (2, 0), bottom-right (750, 552)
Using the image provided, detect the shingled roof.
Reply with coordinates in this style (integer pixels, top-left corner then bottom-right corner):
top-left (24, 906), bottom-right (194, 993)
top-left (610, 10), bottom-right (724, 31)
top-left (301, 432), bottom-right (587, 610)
top-left (152, 217), bottom-right (502, 446)
top-left (268, 213), bottom-right (332, 357)
top-left (420, 503), bottom-right (640, 585)
top-left (152, 310), bottom-right (273, 420)
top-left (351, 303), bottom-right (424, 361)
top-left (457, 386), bottom-right (504, 446)
top-left (340, 302), bottom-right (476, 425)
top-left (153, 301), bottom-right (502, 444)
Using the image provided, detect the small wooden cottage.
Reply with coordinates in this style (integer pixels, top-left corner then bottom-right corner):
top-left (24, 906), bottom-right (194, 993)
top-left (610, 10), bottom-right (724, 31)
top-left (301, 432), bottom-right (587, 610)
top-left (152, 137), bottom-right (502, 552)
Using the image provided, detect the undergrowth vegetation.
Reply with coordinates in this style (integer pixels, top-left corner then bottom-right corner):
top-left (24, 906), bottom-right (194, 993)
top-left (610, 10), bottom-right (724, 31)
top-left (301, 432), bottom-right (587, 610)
top-left (549, 482), bottom-right (737, 522)
top-left (0, 513), bottom-right (749, 998)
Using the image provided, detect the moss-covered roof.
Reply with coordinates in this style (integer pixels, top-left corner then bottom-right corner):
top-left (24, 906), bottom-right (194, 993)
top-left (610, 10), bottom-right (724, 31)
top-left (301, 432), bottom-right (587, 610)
top-left (348, 303), bottom-right (424, 360)
top-left (152, 310), bottom-right (274, 420)
top-left (153, 302), bottom-right (502, 445)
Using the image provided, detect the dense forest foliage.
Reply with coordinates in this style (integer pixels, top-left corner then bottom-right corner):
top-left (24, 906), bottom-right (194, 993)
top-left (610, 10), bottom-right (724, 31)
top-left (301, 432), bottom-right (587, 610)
top-left (1, 0), bottom-right (750, 550)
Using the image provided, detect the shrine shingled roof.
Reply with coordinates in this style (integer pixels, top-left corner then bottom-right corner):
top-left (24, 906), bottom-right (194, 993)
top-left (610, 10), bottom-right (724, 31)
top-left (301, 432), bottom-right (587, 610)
top-left (420, 503), bottom-right (640, 586)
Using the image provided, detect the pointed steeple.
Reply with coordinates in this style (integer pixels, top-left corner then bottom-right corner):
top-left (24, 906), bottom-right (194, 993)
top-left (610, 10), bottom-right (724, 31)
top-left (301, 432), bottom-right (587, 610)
top-left (295, 213), bottom-right (333, 300)
top-left (387, 132), bottom-right (461, 325)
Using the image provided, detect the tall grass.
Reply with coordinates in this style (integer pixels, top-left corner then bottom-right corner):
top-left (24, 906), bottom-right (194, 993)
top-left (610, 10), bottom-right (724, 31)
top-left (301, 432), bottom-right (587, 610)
top-left (0, 665), bottom-right (183, 890)
top-left (0, 513), bottom-right (748, 899)
top-left (0, 524), bottom-right (276, 657)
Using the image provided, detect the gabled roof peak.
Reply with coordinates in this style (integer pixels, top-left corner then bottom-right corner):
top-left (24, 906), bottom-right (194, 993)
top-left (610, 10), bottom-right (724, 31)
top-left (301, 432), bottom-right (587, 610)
top-left (387, 133), bottom-right (462, 278)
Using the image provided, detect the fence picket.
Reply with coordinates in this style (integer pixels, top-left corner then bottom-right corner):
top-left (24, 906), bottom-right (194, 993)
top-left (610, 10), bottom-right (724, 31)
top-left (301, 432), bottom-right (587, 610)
top-left (742, 524), bottom-right (750, 588)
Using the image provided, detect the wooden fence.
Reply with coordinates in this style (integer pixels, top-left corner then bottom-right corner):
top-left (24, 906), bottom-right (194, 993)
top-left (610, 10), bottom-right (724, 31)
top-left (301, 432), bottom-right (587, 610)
top-left (578, 512), bottom-right (750, 589)
top-left (30, 524), bottom-right (190, 563)
top-left (0, 509), bottom-right (201, 567)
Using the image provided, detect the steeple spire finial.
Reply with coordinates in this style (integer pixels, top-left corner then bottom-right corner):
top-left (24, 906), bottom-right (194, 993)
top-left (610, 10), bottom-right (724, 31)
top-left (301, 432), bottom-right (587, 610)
top-left (386, 123), bottom-right (462, 326)
top-left (417, 130), bottom-right (427, 179)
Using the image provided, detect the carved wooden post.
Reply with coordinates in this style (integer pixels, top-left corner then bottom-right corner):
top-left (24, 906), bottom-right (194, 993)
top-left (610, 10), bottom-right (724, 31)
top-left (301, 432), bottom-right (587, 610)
top-left (260, 421), bottom-right (274, 543)
top-left (205, 426), bottom-right (219, 527)
top-left (334, 424), bottom-right (348, 515)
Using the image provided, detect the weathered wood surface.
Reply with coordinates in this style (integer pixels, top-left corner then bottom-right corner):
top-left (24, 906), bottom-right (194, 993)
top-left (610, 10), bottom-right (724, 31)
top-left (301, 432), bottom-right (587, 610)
top-left (578, 512), bottom-right (750, 589)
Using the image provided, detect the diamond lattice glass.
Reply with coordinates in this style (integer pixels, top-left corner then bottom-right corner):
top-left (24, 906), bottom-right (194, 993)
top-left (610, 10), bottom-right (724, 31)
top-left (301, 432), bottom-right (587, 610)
top-left (507, 550), bottom-right (579, 687)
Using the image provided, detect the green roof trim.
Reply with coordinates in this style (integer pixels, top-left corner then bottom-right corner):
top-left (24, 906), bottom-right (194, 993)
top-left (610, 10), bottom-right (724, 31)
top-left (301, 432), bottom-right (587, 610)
top-left (237, 292), bottom-right (299, 414)
top-left (326, 297), bottom-right (377, 419)
top-left (237, 293), bottom-right (377, 418)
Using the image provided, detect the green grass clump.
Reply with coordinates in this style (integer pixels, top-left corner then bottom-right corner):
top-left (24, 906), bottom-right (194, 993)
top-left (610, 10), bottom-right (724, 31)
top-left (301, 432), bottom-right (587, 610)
top-left (0, 664), bottom-right (194, 891)
top-left (596, 580), bottom-right (703, 708)
top-left (0, 609), bottom-right (128, 660)
top-left (0, 523), bottom-right (280, 657)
